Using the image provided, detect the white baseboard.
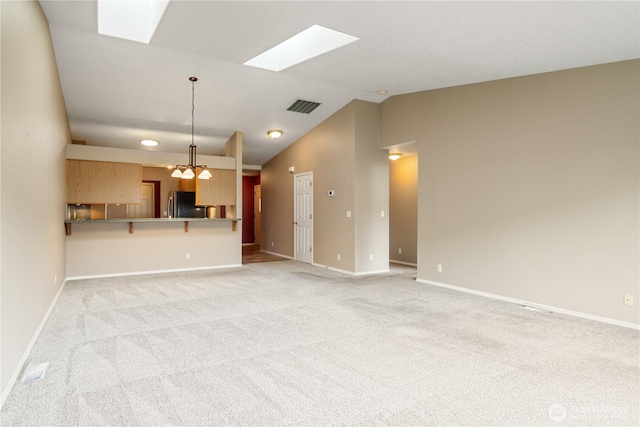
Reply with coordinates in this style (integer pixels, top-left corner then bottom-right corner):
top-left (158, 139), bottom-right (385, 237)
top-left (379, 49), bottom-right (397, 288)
top-left (417, 278), bottom-right (640, 330)
top-left (66, 264), bottom-right (242, 281)
top-left (313, 263), bottom-right (352, 275)
top-left (0, 279), bottom-right (68, 410)
top-left (260, 250), bottom-right (294, 260)
top-left (353, 268), bottom-right (391, 276)
top-left (390, 259), bottom-right (417, 267)
top-left (311, 262), bottom-right (390, 276)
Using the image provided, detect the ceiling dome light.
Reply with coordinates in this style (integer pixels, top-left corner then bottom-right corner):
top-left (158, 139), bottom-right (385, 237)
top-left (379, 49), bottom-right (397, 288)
top-left (389, 152), bottom-right (403, 161)
top-left (140, 139), bottom-right (159, 146)
top-left (267, 129), bottom-right (283, 139)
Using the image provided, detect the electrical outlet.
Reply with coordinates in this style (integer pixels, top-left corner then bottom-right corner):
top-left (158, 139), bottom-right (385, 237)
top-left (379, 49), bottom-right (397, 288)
top-left (337, 254), bottom-right (341, 261)
top-left (369, 254), bottom-right (373, 261)
top-left (624, 294), bottom-right (633, 306)
top-left (186, 253), bottom-right (191, 260)
top-left (437, 264), bottom-right (443, 273)
top-left (381, 210), bottom-right (385, 218)
top-left (346, 211), bottom-right (352, 218)
top-left (398, 248), bottom-right (402, 254)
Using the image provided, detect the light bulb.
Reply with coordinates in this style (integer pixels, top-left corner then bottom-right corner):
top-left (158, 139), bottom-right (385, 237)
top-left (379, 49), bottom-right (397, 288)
top-left (182, 168), bottom-right (195, 179)
top-left (198, 168), bottom-right (212, 179)
top-left (267, 129), bottom-right (283, 139)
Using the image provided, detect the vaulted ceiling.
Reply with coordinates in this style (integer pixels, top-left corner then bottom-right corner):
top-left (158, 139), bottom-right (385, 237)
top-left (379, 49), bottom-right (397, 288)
top-left (40, 1), bottom-right (639, 166)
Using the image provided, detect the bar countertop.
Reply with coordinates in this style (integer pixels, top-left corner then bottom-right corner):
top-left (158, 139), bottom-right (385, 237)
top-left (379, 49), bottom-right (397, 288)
top-left (64, 217), bottom-right (239, 223)
top-left (64, 217), bottom-right (240, 235)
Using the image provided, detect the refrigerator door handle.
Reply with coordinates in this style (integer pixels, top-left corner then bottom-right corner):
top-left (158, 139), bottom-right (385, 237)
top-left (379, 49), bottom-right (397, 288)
top-left (168, 195), bottom-right (173, 218)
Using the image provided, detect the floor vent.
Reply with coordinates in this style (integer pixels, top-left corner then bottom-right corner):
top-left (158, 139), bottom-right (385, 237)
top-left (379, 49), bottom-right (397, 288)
top-left (521, 305), bottom-right (552, 314)
top-left (22, 362), bottom-right (50, 382)
top-left (287, 99), bottom-right (321, 114)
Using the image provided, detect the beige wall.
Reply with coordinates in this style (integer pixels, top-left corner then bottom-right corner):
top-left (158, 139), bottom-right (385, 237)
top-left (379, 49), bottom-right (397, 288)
top-left (382, 60), bottom-right (640, 325)
top-left (262, 102), bottom-right (357, 269)
top-left (66, 144), bottom-right (236, 169)
top-left (353, 101), bottom-right (389, 273)
top-left (1, 0), bottom-right (70, 402)
top-left (262, 100), bottom-right (388, 274)
top-left (225, 131), bottom-right (243, 221)
top-left (389, 155), bottom-right (418, 265)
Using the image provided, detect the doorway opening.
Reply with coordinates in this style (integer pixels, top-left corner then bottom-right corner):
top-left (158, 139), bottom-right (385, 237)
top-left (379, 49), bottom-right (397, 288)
top-left (388, 145), bottom-right (418, 267)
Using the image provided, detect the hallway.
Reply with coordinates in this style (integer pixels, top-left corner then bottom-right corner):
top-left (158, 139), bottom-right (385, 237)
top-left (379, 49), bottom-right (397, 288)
top-left (242, 245), bottom-right (287, 264)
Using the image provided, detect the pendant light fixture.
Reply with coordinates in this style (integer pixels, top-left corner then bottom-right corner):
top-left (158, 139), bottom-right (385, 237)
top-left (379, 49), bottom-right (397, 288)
top-left (171, 77), bottom-right (211, 180)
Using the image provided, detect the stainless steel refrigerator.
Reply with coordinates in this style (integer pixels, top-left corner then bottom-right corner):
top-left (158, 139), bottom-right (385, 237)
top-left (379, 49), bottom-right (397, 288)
top-left (168, 191), bottom-right (206, 218)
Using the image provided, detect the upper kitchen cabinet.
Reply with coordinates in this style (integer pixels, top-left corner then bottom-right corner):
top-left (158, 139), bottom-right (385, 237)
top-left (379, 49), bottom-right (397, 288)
top-left (195, 168), bottom-right (236, 206)
top-left (66, 160), bottom-right (141, 204)
top-left (178, 178), bottom-right (195, 192)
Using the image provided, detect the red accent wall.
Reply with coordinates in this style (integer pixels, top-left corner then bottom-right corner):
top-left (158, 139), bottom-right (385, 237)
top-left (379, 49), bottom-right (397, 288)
top-left (242, 175), bottom-right (260, 243)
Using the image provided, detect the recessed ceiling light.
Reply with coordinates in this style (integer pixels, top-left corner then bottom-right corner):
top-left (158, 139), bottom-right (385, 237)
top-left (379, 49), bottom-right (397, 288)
top-left (267, 129), bottom-right (283, 139)
top-left (98, 0), bottom-right (169, 44)
top-left (140, 139), bottom-right (159, 147)
top-left (377, 89), bottom-right (388, 95)
top-left (389, 152), bottom-right (403, 161)
top-left (244, 24), bottom-right (359, 72)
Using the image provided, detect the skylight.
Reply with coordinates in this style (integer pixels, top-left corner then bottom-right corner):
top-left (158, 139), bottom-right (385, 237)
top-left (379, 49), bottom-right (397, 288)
top-left (244, 24), bottom-right (359, 72)
top-left (98, 0), bottom-right (170, 44)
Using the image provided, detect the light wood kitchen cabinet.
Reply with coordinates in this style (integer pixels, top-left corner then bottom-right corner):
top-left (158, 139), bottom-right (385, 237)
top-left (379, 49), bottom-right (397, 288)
top-left (195, 168), bottom-right (236, 206)
top-left (66, 160), bottom-right (141, 204)
top-left (178, 178), bottom-right (195, 192)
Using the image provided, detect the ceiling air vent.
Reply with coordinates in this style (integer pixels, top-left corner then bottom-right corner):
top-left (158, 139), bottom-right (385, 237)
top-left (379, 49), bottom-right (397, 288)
top-left (287, 99), bottom-right (321, 114)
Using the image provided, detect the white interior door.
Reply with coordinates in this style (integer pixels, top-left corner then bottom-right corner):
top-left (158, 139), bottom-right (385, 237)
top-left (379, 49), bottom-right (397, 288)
top-left (294, 172), bottom-right (313, 263)
top-left (128, 183), bottom-right (154, 218)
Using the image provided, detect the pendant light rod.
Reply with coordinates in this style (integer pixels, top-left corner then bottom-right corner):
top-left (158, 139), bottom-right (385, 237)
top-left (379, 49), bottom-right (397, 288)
top-left (172, 76), bottom-right (211, 180)
top-left (190, 76), bottom-right (196, 149)
top-left (189, 76), bottom-right (197, 167)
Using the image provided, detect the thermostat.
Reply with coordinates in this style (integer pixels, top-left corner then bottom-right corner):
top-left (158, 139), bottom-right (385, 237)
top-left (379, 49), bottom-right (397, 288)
top-left (328, 190), bottom-right (335, 197)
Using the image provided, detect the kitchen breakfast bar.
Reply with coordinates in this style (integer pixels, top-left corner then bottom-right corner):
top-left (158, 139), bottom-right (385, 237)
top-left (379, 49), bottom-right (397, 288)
top-left (65, 218), bottom-right (242, 279)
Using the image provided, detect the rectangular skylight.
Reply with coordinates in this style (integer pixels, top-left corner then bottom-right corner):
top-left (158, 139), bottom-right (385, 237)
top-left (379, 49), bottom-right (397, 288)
top-left (244, 24), bottom-right (359, 72)
top-left (98, 0), bottom-right (170, 44)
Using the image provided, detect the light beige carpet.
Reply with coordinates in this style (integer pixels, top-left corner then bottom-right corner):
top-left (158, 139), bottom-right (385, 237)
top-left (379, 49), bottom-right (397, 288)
top-left (2, 261), bottom-right (638, 426)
